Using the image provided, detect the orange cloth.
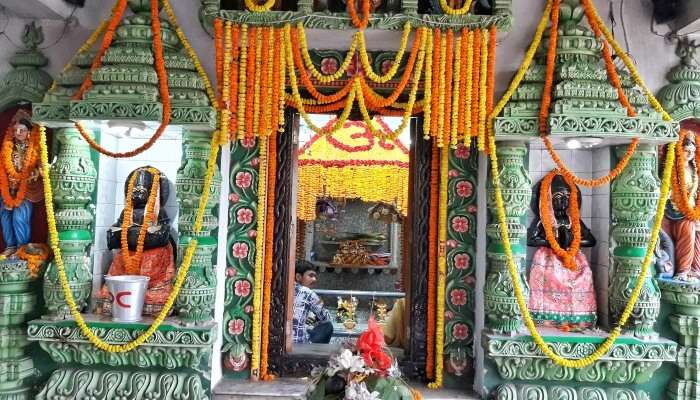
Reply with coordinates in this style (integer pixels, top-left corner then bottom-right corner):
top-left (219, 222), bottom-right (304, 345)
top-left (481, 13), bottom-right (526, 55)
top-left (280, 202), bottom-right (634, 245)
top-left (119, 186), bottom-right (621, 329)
top-left (98, 243), bottom-right (175, 309)
top-left (669, 219), bottom-right (700, 277)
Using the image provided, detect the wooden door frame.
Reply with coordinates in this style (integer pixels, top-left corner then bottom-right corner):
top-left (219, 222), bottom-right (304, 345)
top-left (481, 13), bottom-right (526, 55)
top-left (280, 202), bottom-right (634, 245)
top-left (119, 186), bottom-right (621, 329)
top-left (267, 112), bottom-right (432, 379)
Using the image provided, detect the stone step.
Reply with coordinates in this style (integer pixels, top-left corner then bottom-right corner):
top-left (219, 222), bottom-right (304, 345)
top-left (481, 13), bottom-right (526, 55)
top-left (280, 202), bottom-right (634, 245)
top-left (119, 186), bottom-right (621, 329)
top-left (213, 378), bottom-right (481, 400)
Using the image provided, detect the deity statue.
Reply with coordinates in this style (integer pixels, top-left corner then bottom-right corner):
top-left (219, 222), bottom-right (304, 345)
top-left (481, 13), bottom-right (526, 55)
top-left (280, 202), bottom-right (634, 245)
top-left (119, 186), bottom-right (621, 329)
top-left (666, 129), bottom-right (700, 281)
top-left (97, 166), bottom-right (176, 315)
top-left (527, 171), bottom-right (597, 331)
top-left (0, 110), bottom-right (43, 257)
top-left (655, 229), bottom-right (674, 279)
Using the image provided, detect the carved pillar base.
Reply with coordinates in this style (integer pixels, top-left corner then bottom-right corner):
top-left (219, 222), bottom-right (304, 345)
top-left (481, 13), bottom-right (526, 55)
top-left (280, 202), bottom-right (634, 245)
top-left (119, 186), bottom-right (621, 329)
top-left (175, 239), bottom-right (217, 325)
top-left (35, 368), bottom-right (208, 400)
top-left (42, 235), bottom-right (92, 318)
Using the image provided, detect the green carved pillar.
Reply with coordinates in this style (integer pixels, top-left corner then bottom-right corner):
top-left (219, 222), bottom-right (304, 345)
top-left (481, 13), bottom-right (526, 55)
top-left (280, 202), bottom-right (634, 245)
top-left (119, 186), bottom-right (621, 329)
top-left (42, 128), bottom-right (96, 318)
top-left (175, 129), bottom-right (221, 325)
top-left (609, 144), bottom-right (660, 338)
top-left (485, 142), bottom-right (531, 333)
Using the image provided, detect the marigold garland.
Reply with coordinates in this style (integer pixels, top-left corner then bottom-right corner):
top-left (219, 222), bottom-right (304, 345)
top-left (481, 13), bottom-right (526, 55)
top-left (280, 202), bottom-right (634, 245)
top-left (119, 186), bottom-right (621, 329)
top-left (297, 23), bottom-right (359, 84)
top-left (430, 29), bottom-right (442, 142)
top-left (245, 0), bottom-right (276, 12)
top-left (436, 31), bottom-right (448, 148)
top-left (539, 170), bottom-right (581, 271)
top-left (229, 25), bottom-right (241, 138)
top-left (463, 30), bottom-right (474, 145)
top-left (476, 29), bottom-right (488, 152)
top-left (16, 243), bottom-right (50, 279)
top-left (348, 0), bottom-right (370, 30)
top-left (470, 30), bottom-right (481, 141)
top-left (237, 25), bottom-right (249, 139)
top-left (246, 27), bottom-right (258, 138)
top-left (73, 0), bottom-right (127, 100)
top-left (251, 135), bottom-right (269, 378)
top-left (121, 167), bottom-right (160, 275)
top-left (0, 125), bottom-right (40, 209)
top-left (260, 133), bottom-right (277, 381)
top-left (428, 137), bottom-right (450, 389)
top-left (442, 29), bottom-right (454, 148)
top-left (215, 19), bottom-right (225, 105)
top-left (423, 29), bottom-right (434, 140)
top-left (221, 21), bottom-right (233, 142)
top-left (438, 0), bottom-right (474, 15)
top-left (252, 28), bottom-right (264, 137)
top-left (671, 129), bottom-right (700, 221)
top-left (485, 26), bottom-right (496, 153)
top-left (538, 0), bottom-right (560, 136)
top-left (357, 23), bottom-right (411, 84)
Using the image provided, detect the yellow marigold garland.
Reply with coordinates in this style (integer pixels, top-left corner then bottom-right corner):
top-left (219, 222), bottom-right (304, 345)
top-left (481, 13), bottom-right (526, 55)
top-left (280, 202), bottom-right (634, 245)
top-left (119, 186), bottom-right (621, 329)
top-left (477, 29), bottom-right (488, 152)
top-left (428, 140), bottom-right (450, 388)
top-left (237, 25), bottom-right (249, 139)
top-left (297, 23), bottom-right (359, 84)
top-left (250, 136), bottom-right (268, 378)
top-left (357, 22), bottom-right (411, 84)
top-left (221, 21), bottom-right (233, 141)
top-left (438, 0), bottom-right (474, 15)
top-left (39, 124), bottom-right (220, 353)
top-left (436, 31), bottom-right (447, 148)
top-left (463, 30), bottom-right (474, 145)
top-left (252, 28), bottom-right (264, 137)
top-left (450, 34), bottom-right (462, 148)
top-left (422, 29), bottom-right (434, 140)
top-left (245, 0), bottom-right (276, 12)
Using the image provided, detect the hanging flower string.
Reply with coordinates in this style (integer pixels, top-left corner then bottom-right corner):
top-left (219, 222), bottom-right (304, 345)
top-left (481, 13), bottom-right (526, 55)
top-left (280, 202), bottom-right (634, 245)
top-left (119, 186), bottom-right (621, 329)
top-left (250, 136), bottom-right (268, 378)
top-left (425, 140), bottom-right (439, 380)
top-left (539, 170), bottom-right (581, 271)
top-left (671, 129), bottom-right (700, 221)
top-left (0, 125), bottom-right (40, 208)
top-left (121, 167), bottom-right (161, 275)
top-left (260, 133), bottom-right (277, 381)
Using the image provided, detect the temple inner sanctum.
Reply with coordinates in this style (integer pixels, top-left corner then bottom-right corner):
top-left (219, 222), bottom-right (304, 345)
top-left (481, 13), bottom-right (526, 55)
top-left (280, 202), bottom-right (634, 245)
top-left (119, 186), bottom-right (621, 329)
top-left (0, 0), bottom-right (697, 398)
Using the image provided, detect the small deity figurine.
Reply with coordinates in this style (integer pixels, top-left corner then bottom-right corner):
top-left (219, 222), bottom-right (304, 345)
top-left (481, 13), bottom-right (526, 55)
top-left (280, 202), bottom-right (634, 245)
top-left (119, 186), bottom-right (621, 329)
top-left (0, 110), bottom-right (42, 257)
top-left (527, 171), bottom-right (597, 331)
top-left (97, 166), bottom-right (176, 315)
top-left (666, 129), bottom-right (700, 281)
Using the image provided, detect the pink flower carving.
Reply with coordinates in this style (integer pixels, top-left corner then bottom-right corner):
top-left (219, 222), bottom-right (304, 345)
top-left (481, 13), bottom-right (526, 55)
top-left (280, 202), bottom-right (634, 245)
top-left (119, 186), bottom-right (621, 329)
top-left (224, 350), bottom-right (249, 372)
top-left (229, 193), bottom-right (240, 203)
top-left (228, 318), bottom-right (245, 335)
top-left (251, 157), bottom-right (260, 168)
top-left (451, 216), bottom-right (469, 233)
top-left (248, 229), bottom-right (257, 238)
top-left (450, 288), bottom-right (467, 306)
top-left (234, 279), bottom-right (251, 297)
top-left (448, 169), bottom-right (459, 178)
top-left (226, 267), bottom-right (237, 277)
top-left (244, 305), bottom-right (254, 314)
top-left (456, 181), bottom-right (473, 198)
top-left (454, 144), bottom-right (470, 159)
top-left (321, 57), bottom-right (339, 75)
top-left (454, 253), bottom-right (470, 270)
top-left (446, 239), bottom-right (458, 249)
top-left (452, 323), bottom-right (469, 340)
top-left (232, 242), bottom-right (249, 259)
top-left (235, 172), bottom-right (253, 189)
top-left (467, 205), bottom-right (477, 214)
top-left (237, 208), bottom-right (254, 224)
top-left (445, 310), bottom-right (454, 320)
top-left (241, 137), bottom-right (256, 149)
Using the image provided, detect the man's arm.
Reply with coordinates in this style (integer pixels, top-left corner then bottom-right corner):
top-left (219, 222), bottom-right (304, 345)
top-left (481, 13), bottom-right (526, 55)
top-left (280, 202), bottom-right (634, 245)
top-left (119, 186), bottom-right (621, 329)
top-left (309, 292), bottom-right (332, 324)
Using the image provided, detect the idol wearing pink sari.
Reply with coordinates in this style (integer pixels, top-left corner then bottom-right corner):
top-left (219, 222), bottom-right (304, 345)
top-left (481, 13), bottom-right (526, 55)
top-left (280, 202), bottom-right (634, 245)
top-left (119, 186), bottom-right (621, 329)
top-left (527, 172), bottom-right (597, 331)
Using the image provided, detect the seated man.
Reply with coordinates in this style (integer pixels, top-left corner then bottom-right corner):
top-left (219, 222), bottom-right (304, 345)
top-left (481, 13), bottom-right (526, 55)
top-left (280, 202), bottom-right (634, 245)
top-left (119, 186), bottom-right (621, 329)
top-left (293, 261), bottom-right (333, 344)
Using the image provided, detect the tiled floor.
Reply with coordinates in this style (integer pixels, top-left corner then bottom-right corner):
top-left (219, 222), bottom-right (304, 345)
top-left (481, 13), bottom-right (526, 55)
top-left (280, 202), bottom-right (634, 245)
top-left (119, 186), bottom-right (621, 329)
top-left (213, 378), bottom-right (481, 400)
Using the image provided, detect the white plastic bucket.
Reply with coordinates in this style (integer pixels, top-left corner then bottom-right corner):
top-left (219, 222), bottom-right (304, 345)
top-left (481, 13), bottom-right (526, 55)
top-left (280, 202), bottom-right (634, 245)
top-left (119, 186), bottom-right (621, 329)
top-left (104, 275), bottom-right (150, 322)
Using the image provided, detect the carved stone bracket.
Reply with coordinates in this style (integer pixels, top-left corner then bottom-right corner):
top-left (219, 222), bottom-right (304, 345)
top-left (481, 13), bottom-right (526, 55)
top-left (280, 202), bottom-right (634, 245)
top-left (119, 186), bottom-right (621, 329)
top-left (35, 367), bottom-right (208, 400)
top-left (494, 383), bottom-right (650, 400)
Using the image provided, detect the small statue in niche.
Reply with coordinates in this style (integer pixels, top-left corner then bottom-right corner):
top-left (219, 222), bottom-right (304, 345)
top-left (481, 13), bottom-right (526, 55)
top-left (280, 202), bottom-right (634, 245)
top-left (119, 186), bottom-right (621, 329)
top-left (0, 110), bottom-right (43, 257)
top-left (666, 128), bottom-right (700, 281)
top-left (97, 166), bottom-right (176, 316)
top-left (655, 229), bottom-right (675, 279)
top-left (527, 171), bottom-right (597, 331)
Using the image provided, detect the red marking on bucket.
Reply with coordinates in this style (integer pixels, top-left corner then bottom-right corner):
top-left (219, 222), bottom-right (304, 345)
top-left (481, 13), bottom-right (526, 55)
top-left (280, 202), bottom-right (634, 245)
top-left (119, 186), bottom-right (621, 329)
top-left (116, 291), bottom-right (132, 308)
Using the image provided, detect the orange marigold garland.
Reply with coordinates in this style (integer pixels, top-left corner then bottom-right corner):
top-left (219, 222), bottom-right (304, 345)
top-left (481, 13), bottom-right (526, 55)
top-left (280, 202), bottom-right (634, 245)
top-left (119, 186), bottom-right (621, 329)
top-left (246, 27), bottom-right (258, 138)
top-left (16, 243), bottom-right (50, 279)
top-left (538, 0), bottom-right (560, 136)
top-left (0, 125), bottom-right (40, 208)
top-left (457, 29), bottom-right (469, 144)
top-left (442, 29), bottom-right (454, 147)
top-left (73, 0), bottom-right (127, 100)
top-left (470, 30), bottom-right (481, 139)
top-left (252, 28), bottom-right (265, 137)
top-left (671, 129), bottom-right (700, 221)
top-left (485, 26), bottom-right (496, 153)
top-left (121, 167), bottom-right (161, 275)
top-left (348, 0), bottom-right (370, 30)
top-left (215, 18), bottom-right (224, 105)
top-left (229, 25), bottom-right (241, 138)
top-left (539, 170), bottom-right (581, 271)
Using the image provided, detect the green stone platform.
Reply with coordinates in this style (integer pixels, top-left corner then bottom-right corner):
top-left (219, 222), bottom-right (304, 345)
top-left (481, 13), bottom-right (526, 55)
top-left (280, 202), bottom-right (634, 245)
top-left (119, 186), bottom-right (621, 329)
top-left (27, 315), bottom-right (216, 400)
top-left (484, 330), bottom-right (677, 384)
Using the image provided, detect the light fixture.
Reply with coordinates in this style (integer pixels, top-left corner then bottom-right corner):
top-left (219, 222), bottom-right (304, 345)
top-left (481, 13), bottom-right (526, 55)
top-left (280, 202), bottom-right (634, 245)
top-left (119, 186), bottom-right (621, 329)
top-left (565, 137), bottom-right (603, 150)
